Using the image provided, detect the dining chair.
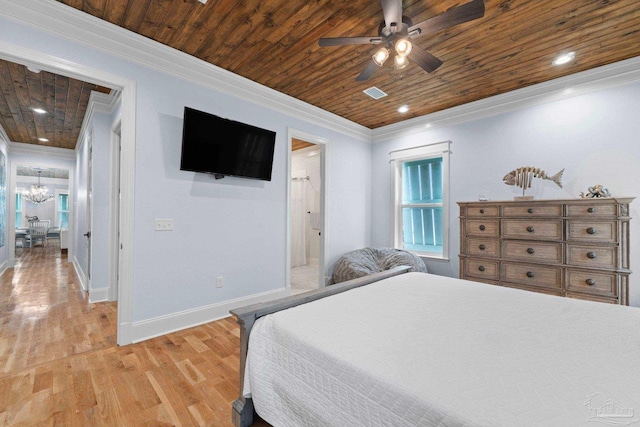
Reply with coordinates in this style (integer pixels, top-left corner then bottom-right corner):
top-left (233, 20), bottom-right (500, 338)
top-left (28, 220), bottom-right (49, 248)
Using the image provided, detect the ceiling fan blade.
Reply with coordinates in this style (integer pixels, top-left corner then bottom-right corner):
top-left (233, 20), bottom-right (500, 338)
top-left (380, 0), bottom-right (403, 32)
top-left (410, 46), bottom-right (443, 73)
top-left (319, 36), bottom-right (383, 47)
top-left (408, 0), bottom-right (485, 37)
top-left (356, 60), bottom-right (380, 81)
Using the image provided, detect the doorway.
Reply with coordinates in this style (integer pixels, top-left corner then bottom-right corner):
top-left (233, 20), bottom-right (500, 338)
top-left (287, 129), bottom-right (328, 294)
top-left (0, 41), bottom-right (136, 345)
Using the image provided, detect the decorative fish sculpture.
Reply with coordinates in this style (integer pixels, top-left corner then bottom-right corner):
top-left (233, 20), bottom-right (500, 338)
top-left (503, 166), bottom-right (564, 192)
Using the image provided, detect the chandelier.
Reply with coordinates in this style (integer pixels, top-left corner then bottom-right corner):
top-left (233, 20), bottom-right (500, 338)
top-left (23, 170), bottom-right (54, 205)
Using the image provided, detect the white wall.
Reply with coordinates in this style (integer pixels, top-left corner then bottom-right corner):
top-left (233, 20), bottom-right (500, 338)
top-left (0, 15), bottom-right (372, 328)
top-left (372, 81), bottom-right (640, 307)
top-left (0, 140), bottom-right (8, 271)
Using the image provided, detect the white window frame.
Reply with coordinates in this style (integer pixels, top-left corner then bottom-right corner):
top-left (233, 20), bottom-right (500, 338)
top-left (15, 192), bottom-right (23, 228)
top-left (390, 141), bottom-right (451, 260)
top-left (55, 189), bottom-right (70, 229)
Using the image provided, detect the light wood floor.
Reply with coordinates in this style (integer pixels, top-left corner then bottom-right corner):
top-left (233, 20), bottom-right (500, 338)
top-left (0, 245), bottom-right (265, 426)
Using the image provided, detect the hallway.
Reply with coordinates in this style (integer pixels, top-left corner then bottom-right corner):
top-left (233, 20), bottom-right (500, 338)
top-left (0, 245), bottom-right (255, 426)
top-left (0, 245), bottom-right (116, 374)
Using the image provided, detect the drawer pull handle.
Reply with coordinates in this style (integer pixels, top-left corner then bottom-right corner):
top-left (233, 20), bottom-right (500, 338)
top-left (479, 244), bottom-right (486, 250)
top-left (587, 252), bottom-right (597, 259)
top-left (526, 271), bottom-right (535, 278)
top-left (587, 207), bottom-right (595, 213)
top-left (586, 227), bottom-right (597, 235)
top-left (478, 266), bottom-right (485, 272)
top-left (526, 226), bottom-right (535, 233)
top-left (586, 279), bottom-right (596, 286)
top-left (526, 248), bottom-right (535, 254)
top-left (479, 225), bottom-right (486, 231)
top-left (527, 208), bottom-right (534, 214)
top-left (479, 209), bottom-right (485, 214)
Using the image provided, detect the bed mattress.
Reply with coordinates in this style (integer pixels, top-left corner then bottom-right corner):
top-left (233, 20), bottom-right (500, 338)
top-left (244, 272), bottom-right (640, 426)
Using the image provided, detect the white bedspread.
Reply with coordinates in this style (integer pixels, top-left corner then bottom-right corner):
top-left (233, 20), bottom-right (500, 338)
top-left (244, 272), bottom-right (640, 426)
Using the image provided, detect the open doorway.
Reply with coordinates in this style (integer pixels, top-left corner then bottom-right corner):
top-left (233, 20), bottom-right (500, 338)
top-left (287, 129), bottom-right (328, 294)
top-left (0, 41), bottom-right (136, 345)
top-left (13, 165), bottom-right (72, 256)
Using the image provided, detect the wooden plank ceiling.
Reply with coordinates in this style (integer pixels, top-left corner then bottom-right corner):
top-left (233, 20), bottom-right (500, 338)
top-left (1, 0), bottom-right (638, 144)
top-left (51, 0), bottom-right (640, 130)
top-left (0, 59), bottom-right (111, 149)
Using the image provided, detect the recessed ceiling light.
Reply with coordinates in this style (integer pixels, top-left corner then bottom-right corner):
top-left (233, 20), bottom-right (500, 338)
top-left (38, 137), bottom-right (49, 142)
top-left (553, 52), bottom-right (575, 66)
top-left (32, 108), bottom-right (46, 114)
top-left (398, 105), bottom-right (409, 113)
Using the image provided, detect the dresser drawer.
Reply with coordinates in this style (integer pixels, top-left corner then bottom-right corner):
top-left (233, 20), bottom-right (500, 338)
top-left (566, 245), bottom-right (617, 269)
top-left (467, 206), bottom-right (499, 217)
top-left (502, 204), bottom-right (563, 217)
top-left (566, 293), bottom-right (618, 304)
top-left (502, 282), bottom-right (563, 297)
top-left (467, 238), bottom-right (499, 257)
top-left (567, 221), bottom-right (617, 243)
top-left (502, 219), bottom-right (563, 240)
top-left (566, 203), bottom-right (617, 217)
top-left (501, 262), bottom-right (562, 289)
top-left (465, 219), bottom-right (499, 237)
top-left (566, 269), bottom-right (617, 298)
top-left (502, 240), bottom-right (563, 263)
top-left (464, 258), bottom-right (499, 280)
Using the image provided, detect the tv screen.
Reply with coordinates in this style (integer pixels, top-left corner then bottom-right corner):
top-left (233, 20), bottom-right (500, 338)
top-left (180, 107), bottom-right (276, 181)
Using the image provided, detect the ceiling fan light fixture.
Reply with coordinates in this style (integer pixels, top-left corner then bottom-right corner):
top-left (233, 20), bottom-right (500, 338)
top-left (394, 54), bottom-right (409, 70)
top-left (372, 47), bottom-right (390, 67)
top-left (395, 39), bottom-right (412, 57)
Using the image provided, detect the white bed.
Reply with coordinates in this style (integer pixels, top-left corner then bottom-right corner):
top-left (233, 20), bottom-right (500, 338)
top-left (233, 270), bottom-right (640, 426)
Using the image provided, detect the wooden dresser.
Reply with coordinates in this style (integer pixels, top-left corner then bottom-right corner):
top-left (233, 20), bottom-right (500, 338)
top-left (458, 198), bottom-right (634, 305)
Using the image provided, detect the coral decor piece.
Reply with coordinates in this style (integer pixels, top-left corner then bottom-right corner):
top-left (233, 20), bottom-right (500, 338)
top-left (580, 185), bottom-right (611, 198)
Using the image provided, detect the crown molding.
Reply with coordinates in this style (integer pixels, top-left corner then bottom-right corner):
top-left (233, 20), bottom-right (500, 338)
top-left (0, 0), bottom-right (372, 142)
top-left (372, 56), bottom-right (640, 143)
top-left (2, 1), bottom-right (640, 146)
top-left (9, 141), bottom-right (75, 160)
top-left (75, 89), bottom-right (120, 153)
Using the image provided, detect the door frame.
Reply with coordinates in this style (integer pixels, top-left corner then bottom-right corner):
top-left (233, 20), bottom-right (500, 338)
top-left (0, 40), bottom-right (137, 346)
top-left (286, 128), bottom-right (329, 289)
top-left (108, 119), bottom-right (122, 302)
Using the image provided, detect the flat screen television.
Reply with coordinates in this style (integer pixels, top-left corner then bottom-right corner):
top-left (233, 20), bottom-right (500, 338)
top-left (180, 107), bottom-right (276, 181)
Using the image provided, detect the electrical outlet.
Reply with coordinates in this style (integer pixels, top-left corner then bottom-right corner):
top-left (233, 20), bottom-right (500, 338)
top-left (154, 219), bottom-right (174, 231)
top-left (216, 276), bottom-right (224, 288)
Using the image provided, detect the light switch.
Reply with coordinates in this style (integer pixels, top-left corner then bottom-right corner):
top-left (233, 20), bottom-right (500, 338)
top-left (155, 219), bottom-right (174, 231)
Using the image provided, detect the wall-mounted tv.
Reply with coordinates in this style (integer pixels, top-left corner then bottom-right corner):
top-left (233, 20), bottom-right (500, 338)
top-left (180, 107), bottom-right (276, 181)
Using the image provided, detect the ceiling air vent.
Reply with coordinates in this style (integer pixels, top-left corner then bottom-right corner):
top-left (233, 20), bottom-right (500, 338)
top-left (363, 86), bottom-right (388, 100)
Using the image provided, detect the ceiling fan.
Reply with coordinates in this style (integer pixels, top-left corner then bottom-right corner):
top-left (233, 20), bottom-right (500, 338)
top-left (318, 0), bottom-right (485, 81)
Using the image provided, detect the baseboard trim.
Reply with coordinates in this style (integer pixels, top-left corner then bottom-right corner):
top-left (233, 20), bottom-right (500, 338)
top-left (89, 287), bottom-right (109, 303)
top-left (71, 256), bottom-right (88, 292)
top-left (0, 259), bottom-right (9, 277)
top-left (130, 287), bottom-right (290, 344)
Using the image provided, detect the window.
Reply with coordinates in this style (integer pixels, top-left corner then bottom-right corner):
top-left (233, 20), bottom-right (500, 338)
top-left (391, 141), bottom-right (450, 260)
top-left (16, 193), bottom-right (23, 228)
top-left (57, 192), bottom-right (69, 229)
